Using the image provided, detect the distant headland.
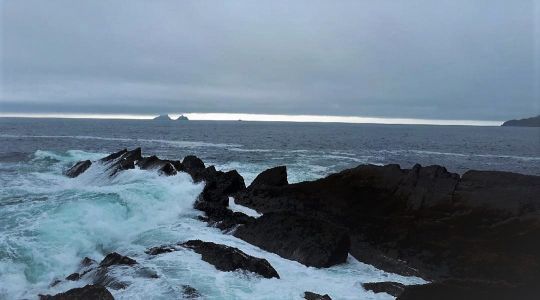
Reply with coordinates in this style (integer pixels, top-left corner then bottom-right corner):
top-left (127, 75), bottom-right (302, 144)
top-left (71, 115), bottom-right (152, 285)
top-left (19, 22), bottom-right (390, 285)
top-left (153, 114), bottom-right (189, 121)
top-left (501, 115), bottom-right (540, 127)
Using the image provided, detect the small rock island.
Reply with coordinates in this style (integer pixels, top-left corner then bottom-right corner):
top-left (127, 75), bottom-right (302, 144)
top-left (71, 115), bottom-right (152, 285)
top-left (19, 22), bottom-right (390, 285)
top-left (501, 115), bottom-right (540, 127)
top-left (153, 114), bottom-right (173, 121)
top-left (153, 114), bottom-right (189, 121)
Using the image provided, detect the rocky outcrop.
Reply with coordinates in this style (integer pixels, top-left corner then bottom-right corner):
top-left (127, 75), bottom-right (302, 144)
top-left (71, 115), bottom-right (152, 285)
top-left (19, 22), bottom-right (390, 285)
top-left (99, 252), bottom-right (137, 268)
top-left (39, 284), bottom-right (114, 300)
top-left (180, 285), bottom-right (201, 298)
top-left (397, 279), bottom-right (539, 300)
top-left (249, 166), bottom-right (288, 188)
top-left (501, 115), bottom-right (540, 127)
top-left (234, 212), bottom-right (350, 268)
top-left (304, 291), bottom-right (332, 300)
top-left (181, 240), bottom-right (279, 279)
top-left (63, 149), bottom-right (540, 297)
top-left (147, 240), bottom-right (279, 279)
top-left (65, 160), bottom-right (92, 178)
top-left (136, 155), bottom-right (181, 176)
top-left (362, 282), bottom-right (405, 297)
top-left (234, 164), bottom-right (540, 284)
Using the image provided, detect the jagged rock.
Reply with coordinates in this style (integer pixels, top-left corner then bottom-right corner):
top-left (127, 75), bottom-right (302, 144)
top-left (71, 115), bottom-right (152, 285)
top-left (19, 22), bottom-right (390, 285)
top-left (304, 291), bottom-right (332, 300)
top-left (182, 155), bottom-right (206, 179)
top-left (195, 169), bottom-right (246, 207)
top-left (145, 245), bottom-right (179, 255)
top-left (194, 201), bottom-right (255, 231)
top-left (249, 166), bottom-right (288, 188)
top-left (180, 240), bottom-right (279, 279)
top-left (65, 160), bottom-right (92, 178)
top-left (39, 284), bottom-right (114, 300)
top-left (362, 282), bottom-right (405, 297)
top-left (65, 273), bottom-right (80, 281)
top-left (99, 149), bottom-right (128, 162)
top-left (234, 212), bottom-right (350, 268)
top-left (99, 252), bottom-right (137, 268)
top-left (233, 164), bottom-right (540, 283)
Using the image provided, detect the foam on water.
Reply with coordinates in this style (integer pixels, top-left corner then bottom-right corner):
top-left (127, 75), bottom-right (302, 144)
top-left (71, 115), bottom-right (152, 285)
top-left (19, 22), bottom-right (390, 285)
top-left (0, 150), bottom-right (425, 300)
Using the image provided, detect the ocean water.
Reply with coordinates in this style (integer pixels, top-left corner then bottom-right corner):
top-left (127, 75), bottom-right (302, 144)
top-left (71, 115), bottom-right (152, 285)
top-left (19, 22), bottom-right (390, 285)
top-left (0, 118), bottom-right (539, 300)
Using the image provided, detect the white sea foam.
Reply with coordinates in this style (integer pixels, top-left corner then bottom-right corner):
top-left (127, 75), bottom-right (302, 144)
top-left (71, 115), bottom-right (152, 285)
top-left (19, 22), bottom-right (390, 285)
top-left (0, 150), bottom-right (426, 300)
top-left (228, 197), bottom-right (262, 218)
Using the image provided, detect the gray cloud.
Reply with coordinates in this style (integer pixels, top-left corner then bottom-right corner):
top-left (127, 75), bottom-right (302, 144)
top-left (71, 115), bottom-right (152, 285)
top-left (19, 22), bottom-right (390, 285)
top-left (1, 0), bottom-right (538, 120)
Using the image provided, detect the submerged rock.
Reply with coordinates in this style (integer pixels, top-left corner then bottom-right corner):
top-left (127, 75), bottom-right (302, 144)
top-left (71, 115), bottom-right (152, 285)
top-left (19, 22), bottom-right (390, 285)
top-left (180, 240), bottom-right (280, 279)
top-left (180, 285), bottom-right (201, 299)
top-left (234, 212), bottom-right (350, 268)
top-left (65, 160), bottom-right (92, 178)
top-left (304, 291), bottom-right (332, 300)
top-left (39, 284), bottom-right (114, 300)
top-left (362, 282), bottom-right (405, 297)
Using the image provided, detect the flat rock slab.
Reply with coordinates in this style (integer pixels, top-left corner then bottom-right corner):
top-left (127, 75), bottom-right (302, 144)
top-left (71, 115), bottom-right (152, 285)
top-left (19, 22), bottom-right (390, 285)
top-left (234, 212), bottom-right (350, 268)
top-left (362, 281), bottom-right (405, 297)
top-left (39, 284), bottom-right (114, 300)
top-left (180, 240), bottom-right (280, 279)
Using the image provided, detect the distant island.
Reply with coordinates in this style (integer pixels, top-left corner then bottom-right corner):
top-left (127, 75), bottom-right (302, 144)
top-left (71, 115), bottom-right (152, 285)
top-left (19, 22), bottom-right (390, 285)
top-left (153, 114), bottom-right (189, 121)
top-left (501, 115), bottom-right (540, 127)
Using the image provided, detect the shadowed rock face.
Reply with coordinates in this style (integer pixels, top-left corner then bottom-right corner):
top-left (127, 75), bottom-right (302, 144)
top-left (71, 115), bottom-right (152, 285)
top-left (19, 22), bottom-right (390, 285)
top-left (396, 279), bottom-right (540, 300)
top-left (234, 164), bottom-right (540, 284)
top-left (180, 240), bottom-right (280, 279)
top-left (63, 149), bottom-right (540, 298)
top-left (65, 160), bottom-right (92, 178)
top-left (39, 284), bottom-right (114, 300)
top-left (234, 212), bottom-right (350, 268)
top-left (249, 166), bottom-right (288, 188)
top-left (147, 240), bottom-right (279, 279)
top-left (362, 282), bottom-right (405, 297)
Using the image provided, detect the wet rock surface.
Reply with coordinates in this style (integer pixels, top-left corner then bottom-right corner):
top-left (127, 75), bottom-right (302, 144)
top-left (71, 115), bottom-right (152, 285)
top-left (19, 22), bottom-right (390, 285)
top-left (234, 212), bottom-right (350, 268)
top-left (304, 291), bottom-right (332, 300)
top-left (63, 149), bottom-right (540, 298)
top-left (65, 160), bottom-right (92, 178)
top-left (180, 240), bottom-right (279, 279)
top-left (39, 284), bottom-right (114, 300)
top-left (362, 281), bottom-right (405, 297)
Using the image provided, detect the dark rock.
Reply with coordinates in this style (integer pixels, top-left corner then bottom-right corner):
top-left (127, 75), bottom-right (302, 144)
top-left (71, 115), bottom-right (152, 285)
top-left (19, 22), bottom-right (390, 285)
top-left (39, 284), bottom-right (114, 300)
top-left (362, 282), bottom-right (405, 297)
top-left (158, 162), bottom-right (177, 176)
top-left (194, 168), bottom-right (246, 209)
top-left (304, 291), bottom-right (332, 300)
top-left (194, 201), bottom-right (255, 231)
top-left (182, 155), bottom-right (206, 178)
top-left (153, 114), bottom-right (172, 121)
top-left (102, 148), bottom-right (142, 176)
top-left (65, 160), bottom-right (92, 178)
top-left (234, 212), bottom-right (350, 268)
top-left (181, 285), bottom-right (201, 299)
top-left (233, 163), bottom-right (540, 284)
top-left (81, 257), bottom-right (97, 267)
top-left (99, 149), bottom-right (127, 162)
top-left (99, 252), bottom-right (137, 268)
top-left (145, 245), bottom-right (178, 255)
top-left (501, 115), bottom-right (540, 127)
top-left (397, 279), bottom-right (540, 300)
top-left (65, 272), bottom-right (80, 281)
top-left (136, 155), bottom-right (179, 176)
top-left (180, 240), bottom-right (279, 279)
top-left (249, 166), bottom-right (288, 188)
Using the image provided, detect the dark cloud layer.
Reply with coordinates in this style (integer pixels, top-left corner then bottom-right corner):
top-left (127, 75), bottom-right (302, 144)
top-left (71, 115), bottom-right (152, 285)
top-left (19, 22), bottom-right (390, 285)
top-left (1, 0), bottom-right (538, 120)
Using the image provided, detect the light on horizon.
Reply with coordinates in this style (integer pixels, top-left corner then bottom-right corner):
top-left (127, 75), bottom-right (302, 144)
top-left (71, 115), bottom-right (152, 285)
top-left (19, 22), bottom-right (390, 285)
top-left (0, 112), bottom-right (502, 126)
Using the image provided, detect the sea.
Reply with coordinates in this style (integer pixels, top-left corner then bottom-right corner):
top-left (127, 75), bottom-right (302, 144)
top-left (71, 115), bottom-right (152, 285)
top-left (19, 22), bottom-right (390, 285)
top-left (0, 118), bottom-right (539, 300)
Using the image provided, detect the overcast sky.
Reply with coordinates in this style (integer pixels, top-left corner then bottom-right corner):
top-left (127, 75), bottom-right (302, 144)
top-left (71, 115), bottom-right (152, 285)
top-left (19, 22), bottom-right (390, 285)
top-left (1, 0), bottom-right (538, 121)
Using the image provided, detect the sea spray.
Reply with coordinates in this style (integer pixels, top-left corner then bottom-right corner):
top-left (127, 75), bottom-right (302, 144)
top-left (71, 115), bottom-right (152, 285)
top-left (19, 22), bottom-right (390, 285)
top-left (0, 150), bottom-right (425, 299)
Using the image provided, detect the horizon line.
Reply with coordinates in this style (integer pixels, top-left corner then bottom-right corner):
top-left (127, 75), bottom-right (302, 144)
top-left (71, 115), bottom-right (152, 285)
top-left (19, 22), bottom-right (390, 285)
top-left (0, 112), bottom-right (503, 126)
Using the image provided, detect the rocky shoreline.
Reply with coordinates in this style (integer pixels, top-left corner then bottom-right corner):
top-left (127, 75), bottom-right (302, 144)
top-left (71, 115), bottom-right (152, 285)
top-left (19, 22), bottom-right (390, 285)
top-left (45, 148), bottom-right (539, 299)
